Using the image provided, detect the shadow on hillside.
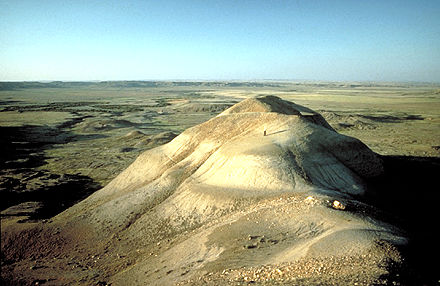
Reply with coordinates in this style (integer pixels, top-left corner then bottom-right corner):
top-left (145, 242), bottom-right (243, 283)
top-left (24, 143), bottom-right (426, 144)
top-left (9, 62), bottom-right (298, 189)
top-left (365, 155), bottom-right (440, 285)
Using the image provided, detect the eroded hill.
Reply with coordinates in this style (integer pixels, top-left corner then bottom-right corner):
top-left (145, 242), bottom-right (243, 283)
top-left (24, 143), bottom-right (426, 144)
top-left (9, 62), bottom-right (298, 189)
top-left (1, 96), bottom-right (415, 285)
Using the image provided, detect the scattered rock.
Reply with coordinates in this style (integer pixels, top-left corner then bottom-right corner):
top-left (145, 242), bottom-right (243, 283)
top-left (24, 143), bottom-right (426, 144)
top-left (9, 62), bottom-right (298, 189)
top-left (332, 200), bottom-right (346, 210)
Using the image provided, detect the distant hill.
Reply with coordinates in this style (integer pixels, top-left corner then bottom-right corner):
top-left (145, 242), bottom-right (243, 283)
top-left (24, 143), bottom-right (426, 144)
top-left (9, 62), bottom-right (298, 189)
top-left (0, 81), bottom-right (282, 90)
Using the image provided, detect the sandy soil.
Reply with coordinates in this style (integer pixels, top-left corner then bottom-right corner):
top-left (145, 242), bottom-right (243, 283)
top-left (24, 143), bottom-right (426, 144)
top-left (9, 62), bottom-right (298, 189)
top-left (1, 82), bottom-right (440, 285)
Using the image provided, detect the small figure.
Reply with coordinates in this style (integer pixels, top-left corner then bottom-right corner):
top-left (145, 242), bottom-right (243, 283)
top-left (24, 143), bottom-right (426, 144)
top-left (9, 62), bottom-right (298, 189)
top-left (263, 127), bottom-right (267, 136)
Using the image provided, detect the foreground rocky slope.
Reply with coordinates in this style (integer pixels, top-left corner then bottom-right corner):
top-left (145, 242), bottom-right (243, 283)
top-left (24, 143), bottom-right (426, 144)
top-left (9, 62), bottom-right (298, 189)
top-left (2, 96), bottom-right (408, 285)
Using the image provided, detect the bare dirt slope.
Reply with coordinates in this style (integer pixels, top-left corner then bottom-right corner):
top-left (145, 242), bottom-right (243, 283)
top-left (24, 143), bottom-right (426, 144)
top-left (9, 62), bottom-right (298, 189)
top-left (0, 96), bottom-right (415, 285)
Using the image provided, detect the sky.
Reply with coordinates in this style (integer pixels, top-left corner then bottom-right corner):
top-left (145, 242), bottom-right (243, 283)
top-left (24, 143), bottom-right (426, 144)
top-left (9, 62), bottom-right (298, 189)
top-left (1, 0), bottom-right (440, 82)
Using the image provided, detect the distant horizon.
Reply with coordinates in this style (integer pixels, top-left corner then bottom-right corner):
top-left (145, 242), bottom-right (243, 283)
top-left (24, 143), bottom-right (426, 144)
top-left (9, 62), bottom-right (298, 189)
top-left (2, 76), bottom-right (440, 86)
top-left (2, 1), bottom-right (439, 82)
top-left (0, 79), bottom-right (440, 85)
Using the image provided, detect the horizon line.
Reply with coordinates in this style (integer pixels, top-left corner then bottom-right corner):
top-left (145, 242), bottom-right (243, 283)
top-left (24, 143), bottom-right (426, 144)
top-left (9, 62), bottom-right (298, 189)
top-left (1, 79), bottom-right (440, 85)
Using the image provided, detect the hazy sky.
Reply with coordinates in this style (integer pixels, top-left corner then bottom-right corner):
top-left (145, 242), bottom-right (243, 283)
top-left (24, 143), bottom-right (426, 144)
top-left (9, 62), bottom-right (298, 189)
top-left (1, 0), bottom-right (439, 82)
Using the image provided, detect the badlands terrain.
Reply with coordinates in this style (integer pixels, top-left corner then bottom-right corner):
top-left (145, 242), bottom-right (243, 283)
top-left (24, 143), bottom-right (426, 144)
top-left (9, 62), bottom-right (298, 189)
top-left (1, 81), bottom-right (440, 285)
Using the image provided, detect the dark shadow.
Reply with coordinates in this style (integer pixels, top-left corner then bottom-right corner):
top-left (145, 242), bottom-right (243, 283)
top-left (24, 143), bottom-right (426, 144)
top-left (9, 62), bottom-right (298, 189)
top-left (0, 100), bottom-right (20, 106)
top-left (0, 124), bottom-right (106, 169)
top-left (365, 155), bottom-right (440, 285)
top-left (0, 123), bottom-right (104, 220)
top-left (360, 114), bottom-right (424, 123)
top-left (266, 129), bottom-right (288, 136)
top-left (0, 125), bottom-right (57, 170)
top-left (1, 173), bottom-right (101, 221)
